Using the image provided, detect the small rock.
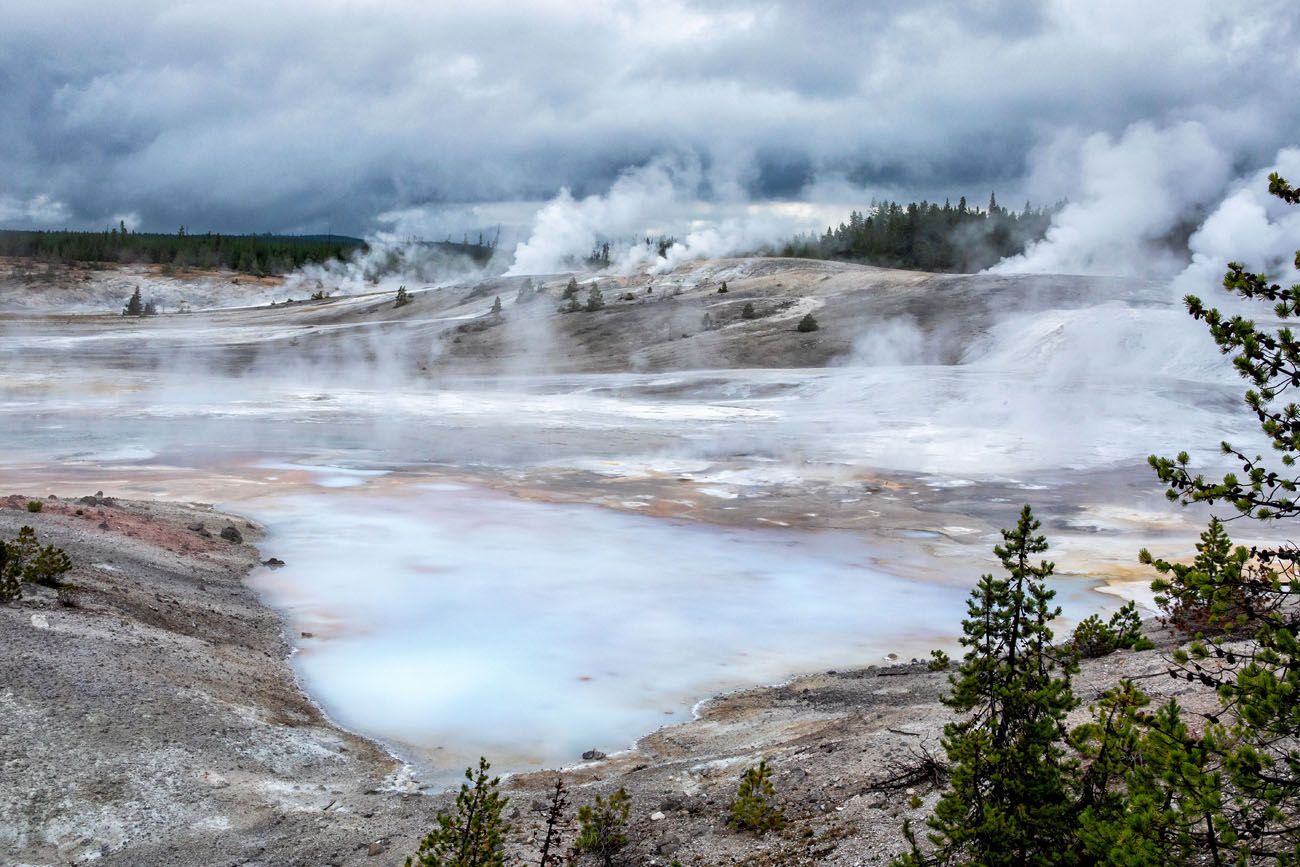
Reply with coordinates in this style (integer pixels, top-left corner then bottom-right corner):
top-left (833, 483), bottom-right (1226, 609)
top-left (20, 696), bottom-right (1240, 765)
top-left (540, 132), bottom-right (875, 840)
top-left (656, 837), bottom-right (681, 856)
top-left (219, 525), bottom-right (243, 544)
top-left (650, 811), bottom-right (666, 821)
top-left (301, 631), bottom-right (315, 639)
top-left (98, 521), bottom-right (110, 530)
top-left (187, 521), bottom-right (205, 532)
top-left (262, 557), bottom-right (286, 568)
top-left (582, 748), bottom-right (606, 761)
top-left (659, 794), bottom-right (685, 812)
top-left (366, 840), bottom-right (386, 857)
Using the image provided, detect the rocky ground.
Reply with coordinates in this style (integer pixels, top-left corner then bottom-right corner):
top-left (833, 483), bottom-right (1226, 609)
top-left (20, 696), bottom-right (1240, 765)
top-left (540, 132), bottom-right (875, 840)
top-left (0, 491), bottom-right (1215, 867)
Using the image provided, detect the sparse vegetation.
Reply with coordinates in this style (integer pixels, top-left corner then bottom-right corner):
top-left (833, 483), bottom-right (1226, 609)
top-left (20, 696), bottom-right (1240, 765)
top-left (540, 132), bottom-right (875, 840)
top-left (573, 788), bottom-right (631, 866)
top-left (395, 285), bottom-right (412, 308)
top-left (535, 777), bottom-right (570, 867)
top-left (926, 649), bottom-right (950, 671)
top-left (741, 302), bottom-right (757, 320)
top-left (796, 312), bottom-right (819, 332)
top-left (26, 500), bottom-right (42, 513)
top-left (406, 757), bottom-right (510, 867)
top-left (585, 284), bottom-right (605, 312)
top-left (561, 277), bottom-right (579, 301)
top-left (491, 295), bottom-right (504, 318)
top-left (309, 290), bottom-right (328, 301)
top-left (729, 760), bottom-right (784, 834)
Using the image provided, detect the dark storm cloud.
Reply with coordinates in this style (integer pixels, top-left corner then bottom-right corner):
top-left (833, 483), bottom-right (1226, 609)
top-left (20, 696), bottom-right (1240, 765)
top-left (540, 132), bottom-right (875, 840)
top-left (1, 0), bottom-right (1297, 233)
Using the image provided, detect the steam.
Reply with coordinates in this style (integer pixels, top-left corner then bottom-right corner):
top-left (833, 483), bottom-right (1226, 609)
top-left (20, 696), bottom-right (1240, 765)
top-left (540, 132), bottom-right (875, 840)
top-left (506, 154), bottom-right (812, 277)
top-left (991, 122), bottom-right (1233, 277)
top-left (992, 122), bottom-right (1300, 290)
top-left (1175, 147), bottom-right (1300, 296)
top-left (285, 232), bottom-right (490, 297)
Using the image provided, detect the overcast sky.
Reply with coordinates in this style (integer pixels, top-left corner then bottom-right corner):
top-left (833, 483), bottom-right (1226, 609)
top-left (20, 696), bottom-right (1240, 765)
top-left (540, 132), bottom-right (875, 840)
top-left (2, 1), bottom-right (1297, 237)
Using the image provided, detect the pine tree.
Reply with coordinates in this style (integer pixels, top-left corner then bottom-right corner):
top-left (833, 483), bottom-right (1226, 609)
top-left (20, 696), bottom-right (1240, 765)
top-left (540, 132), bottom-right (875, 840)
top-left (561, 277), bottom-right (579, 300)
top-left (491, 295), bottom-right (503, 318)
top-left (0, 526), bottom-right (72, 602)
top-left (741, 302), bottom-right (757, 320)
top-left (406, 758), bottom-right (510, 867)
top-left (796, 312), bottom-right (819, 332)
top-left (896, 505), bottom-right (1078, 866)
top-left (122, 287), bottom-right (143, 316)
top-left (574, 788), bottom-right (630, 867)
top-left (729, 760), bottom-right (784, 833)
top-left (1069, 682), bottom-right (1211, 865)
top-left (584, 284), bottom-right (604, 312)
top-left (395, 285), bottom-right (411, 308)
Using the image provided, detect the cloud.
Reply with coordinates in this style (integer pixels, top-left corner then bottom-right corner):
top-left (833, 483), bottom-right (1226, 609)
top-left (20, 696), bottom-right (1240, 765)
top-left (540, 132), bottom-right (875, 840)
top-left (0, 1), bottom-right (1297, 236)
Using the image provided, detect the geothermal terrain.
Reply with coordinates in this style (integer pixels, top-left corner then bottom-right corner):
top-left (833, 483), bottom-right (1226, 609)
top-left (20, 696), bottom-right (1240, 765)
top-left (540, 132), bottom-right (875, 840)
top-left (0, 255), bottom-right (1254, 864)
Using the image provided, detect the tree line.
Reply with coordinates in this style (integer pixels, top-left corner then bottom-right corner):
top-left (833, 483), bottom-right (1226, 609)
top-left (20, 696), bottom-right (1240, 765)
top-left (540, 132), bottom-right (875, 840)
top-left (0, 226), bottom-right (365, 276)
top-left (778, 193), bottom-right (1062, 273)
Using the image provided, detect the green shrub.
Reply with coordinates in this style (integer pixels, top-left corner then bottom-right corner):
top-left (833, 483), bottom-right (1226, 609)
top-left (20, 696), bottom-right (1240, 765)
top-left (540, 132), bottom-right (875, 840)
top-left (927, 649), bottom-right (951, 671)
top-left (406, 757), bottom-right (509, 867)
top-left (1071, 602), bottom-right (1152, 659)
top-left (395, 285), bottom-right (411, 308)
top-left (797, 313), bottom-right (819, 332)
top-left (574, 788), bottom-right (631, 866)
top-left (741, 302), bottom-right (757, 320)
top-left (729, 759), bottom-right (784, 834)
top-left (0, 526), bottom-right (73, 601)
top-left (26, 500), bottom-right (42, 513)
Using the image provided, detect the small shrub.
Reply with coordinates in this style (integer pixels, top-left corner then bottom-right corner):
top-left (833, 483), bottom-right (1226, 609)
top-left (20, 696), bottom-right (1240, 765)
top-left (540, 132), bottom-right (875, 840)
top-left (56, 583), bottom-right (81, 608)
top-left (927, 649), bottom-right (951, 671)
top-left (394, 285), bottom-right (411, 308)
top-left (585, 285), bottom-right (605, 312)
top-left (26, 500), bottom-right (42, 513)
top-left (574, 788), bottom-right (631, 866)
top-left (142, 300), bottom-right (158, 316)
top-left (718, 281), bottom-right (728, 293)
top-left (561, 277), bottom-right (579, 300)
top-left (406, 757), bottom-right (509, 867)
top-left (797, 313), bottom-right (819, 332)
top-left (1071, 602), bottom-right (1152, 659)
top-left (0, 526), bottom-right (72, 601)
top-left (309, 290), bottom-right (328, 301)
top-left (729, 760), bottom-right (784, 834)
top-left (741, 302), bottom-right (757, 320)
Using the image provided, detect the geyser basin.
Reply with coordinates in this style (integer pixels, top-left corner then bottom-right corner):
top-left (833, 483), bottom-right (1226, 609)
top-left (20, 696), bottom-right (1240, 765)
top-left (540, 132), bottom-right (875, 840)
top-left (243, 480), bottom-right (1109, 782)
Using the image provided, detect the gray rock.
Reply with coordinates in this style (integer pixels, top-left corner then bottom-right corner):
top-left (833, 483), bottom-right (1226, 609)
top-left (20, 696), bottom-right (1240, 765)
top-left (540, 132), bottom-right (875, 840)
top-left (219, 525), bottom-right (243, 544)
top-left (581, 748), bottom-right (606, 761)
